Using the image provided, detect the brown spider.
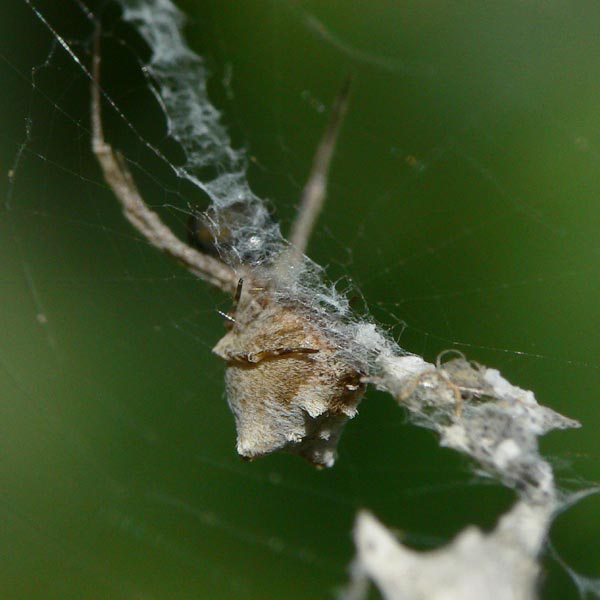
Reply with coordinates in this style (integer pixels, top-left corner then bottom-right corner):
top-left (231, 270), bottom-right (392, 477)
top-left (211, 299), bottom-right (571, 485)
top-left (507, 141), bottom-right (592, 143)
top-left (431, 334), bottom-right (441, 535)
top-left (91, 34), bottom-right (365, 468)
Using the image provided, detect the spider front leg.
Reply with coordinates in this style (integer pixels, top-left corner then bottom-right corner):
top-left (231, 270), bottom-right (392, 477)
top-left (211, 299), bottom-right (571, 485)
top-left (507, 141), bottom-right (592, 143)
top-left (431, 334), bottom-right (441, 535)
top-left (90, 29), bottom-right (238, 294)
top-left (288, 76), bottom-right (352, 256)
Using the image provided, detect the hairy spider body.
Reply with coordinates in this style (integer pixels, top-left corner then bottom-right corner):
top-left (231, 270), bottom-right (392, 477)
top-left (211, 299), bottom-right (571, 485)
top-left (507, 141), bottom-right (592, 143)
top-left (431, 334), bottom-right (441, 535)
top-left (213, 287), bottom-right (366, 467)
top-left (91, 33), bottom-right (359, 466)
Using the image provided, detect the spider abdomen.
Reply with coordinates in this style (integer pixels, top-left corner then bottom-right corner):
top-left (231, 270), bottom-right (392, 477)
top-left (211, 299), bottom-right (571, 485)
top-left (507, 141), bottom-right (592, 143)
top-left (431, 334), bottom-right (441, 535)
top-left (213, 300), bottom-right (365, 467)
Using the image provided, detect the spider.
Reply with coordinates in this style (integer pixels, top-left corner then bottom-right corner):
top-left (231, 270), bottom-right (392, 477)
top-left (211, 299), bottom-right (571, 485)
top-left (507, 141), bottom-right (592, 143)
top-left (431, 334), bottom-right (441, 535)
top-left (91, 33), bottom-right (365, 468)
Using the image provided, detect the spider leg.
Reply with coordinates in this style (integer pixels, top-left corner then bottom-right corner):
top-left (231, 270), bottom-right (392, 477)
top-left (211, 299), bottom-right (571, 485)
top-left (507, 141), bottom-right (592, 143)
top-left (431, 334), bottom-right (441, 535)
top-left (288, 76), bottom-right (352, 255)
top-left (90, 28), bottom-right (237, 293)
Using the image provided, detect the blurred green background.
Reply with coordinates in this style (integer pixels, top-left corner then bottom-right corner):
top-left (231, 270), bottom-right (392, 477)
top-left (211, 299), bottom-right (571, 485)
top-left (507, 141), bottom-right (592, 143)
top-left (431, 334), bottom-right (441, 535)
top-left (1, 1), bottom-right (599, 598)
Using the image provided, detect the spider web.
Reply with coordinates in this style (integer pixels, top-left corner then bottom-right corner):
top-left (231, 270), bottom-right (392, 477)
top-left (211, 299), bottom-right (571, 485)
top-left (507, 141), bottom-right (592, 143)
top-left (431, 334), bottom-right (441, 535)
top-left (2, 1), bottom-right (600, 598)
